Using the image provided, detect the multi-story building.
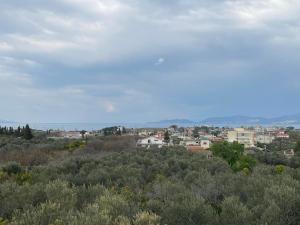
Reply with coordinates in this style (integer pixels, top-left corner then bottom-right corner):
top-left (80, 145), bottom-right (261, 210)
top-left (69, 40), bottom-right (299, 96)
top-left (256, 134), bottom-right (275, 144)
top-left (227, 128), bottom-right (255, 148)
top-left (276, 131), bottom-right (290, 139)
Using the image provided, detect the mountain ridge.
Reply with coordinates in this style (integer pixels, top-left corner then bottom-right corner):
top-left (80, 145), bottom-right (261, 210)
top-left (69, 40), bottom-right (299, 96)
top-left (0, 120), bottom-right (15, 123)
top-left (153, 114), bottom-right (300, 126)
top-left (1, 114), bottom-right (300, 127)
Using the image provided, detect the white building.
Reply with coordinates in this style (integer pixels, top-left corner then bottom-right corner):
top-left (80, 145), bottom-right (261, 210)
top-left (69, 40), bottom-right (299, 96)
top-left (256, 134), bottom-right (275, 144)
top-left (180, 139), bottom-right (211, 149)
top-left (138, 130), bottom-right (153, 137)
top-left (276, 131), bottom-right (290, 139)
top-left (254, 126), bottom-right (265, 133)
top-left (180, 139), bottom-right (200, 146)
top-left (48, 131), bottom-right (82, 139)
top-left (227, 128), bottom-right (255, 148)
top-left (137, 136), bottom-right (165, 148)
top-left (200, 134), bottom-right (215, 141)
top-left (284, 149), bottom-right (295, 159)
top-left (200, 139), bottom-right (210, 149)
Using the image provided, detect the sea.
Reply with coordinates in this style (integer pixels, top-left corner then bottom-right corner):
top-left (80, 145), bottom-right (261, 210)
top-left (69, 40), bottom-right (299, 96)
top-left (0, 122), bottom-right (151, 131)
top-left (1, 122), bottom-right (299, 131)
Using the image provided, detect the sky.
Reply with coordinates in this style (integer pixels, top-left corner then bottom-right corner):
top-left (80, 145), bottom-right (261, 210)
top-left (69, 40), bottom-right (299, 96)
top-left (0, 0), bottom-right (300, 123)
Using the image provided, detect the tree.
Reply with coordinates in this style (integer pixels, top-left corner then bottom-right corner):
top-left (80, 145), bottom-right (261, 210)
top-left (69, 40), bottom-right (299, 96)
top-left (23, 124), bottom-right (33, 140)
top-left (219, 197), bottom-right (254, 225)
top-left (169, 125), bottom-right (178, 130)
top-left (15, 126), bottom-right (21, 137)
top-left (2, 162), bottom-right (22, 175)
top-left (261, 184), bottom-right (300, 225)
top-left (211, 130), bottom-right (221, 137)
top-left (164, 131), bottom-right (170, 144)
top-left (193, 127), bottom-right (200, 138)
top-left (286, 126), bottom-right (294, 131)
top-left (232, 155), bottom-right (256, 172)
top-left (200, 126), bottom-right (209, 134)
top-left (211, 141), bottom-right (245, 169)
top-left (178, 127), bottom-right (185, 133)
top-left (102, 126), bottom-right (120, 136)
top-left (116, 128), bottom-right (122, 136)
top-left (295, 141), bottom-right (300, 155)
top-left (80, 130), bottom-right (86, 139)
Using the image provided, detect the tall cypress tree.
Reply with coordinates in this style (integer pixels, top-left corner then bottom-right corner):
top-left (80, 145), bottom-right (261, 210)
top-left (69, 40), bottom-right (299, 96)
top-left (15, 126), bottom-right (21, 137)
top-left (164, 130), bottom-right (170, 143)
top-left (23, 124), bottom-right (33, 140)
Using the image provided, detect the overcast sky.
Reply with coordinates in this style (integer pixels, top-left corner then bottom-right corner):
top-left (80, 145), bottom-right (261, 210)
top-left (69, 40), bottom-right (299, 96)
top-left (0, 0), bottom-right (300, 123)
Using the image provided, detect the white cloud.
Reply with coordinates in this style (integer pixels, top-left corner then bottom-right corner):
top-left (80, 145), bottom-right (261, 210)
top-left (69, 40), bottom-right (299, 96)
top-left (0, 42), bottom-right (14, 51)
top-left (0, 0), bottom-right (300, 122)
top-left (1, 0), bottom-right (298, 67)
top-left (155, 57), bottom-right (165, 65)
top-left (62, 0), bottom-right (132, 15)
top-left (101, 100), bottom-right (116, 113)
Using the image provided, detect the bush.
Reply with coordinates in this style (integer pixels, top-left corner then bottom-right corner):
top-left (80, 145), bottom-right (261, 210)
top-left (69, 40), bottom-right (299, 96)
top-left (45, 180), bottom-right (77, 209)
top-left (0, 146), bottom-right (299, 225)
top-left (2, 162), bottom-right (22, 175)
top-left (219, 197), bottom-right (254, 225)
top-left (9, 202), bottom-right (64, 225)
top-left (133, 212), bottom-right (161, 225)
top-left (275, 165), bottom-right (285, 174)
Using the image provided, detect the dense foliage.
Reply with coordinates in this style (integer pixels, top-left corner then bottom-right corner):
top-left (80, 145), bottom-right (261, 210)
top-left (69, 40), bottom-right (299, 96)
top-left (211, 141), bottom-right (256, 172)
top-left (102, 126), bottom-right (126, 136)
top-left (0, 146), bottom-right (300, 225)
top-left (0, 125), bottom-right (33, 140)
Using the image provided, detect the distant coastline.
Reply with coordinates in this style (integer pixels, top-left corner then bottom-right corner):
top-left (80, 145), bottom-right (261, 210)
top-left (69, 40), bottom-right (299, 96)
top-left (1, 121), bottom-right (299, 131)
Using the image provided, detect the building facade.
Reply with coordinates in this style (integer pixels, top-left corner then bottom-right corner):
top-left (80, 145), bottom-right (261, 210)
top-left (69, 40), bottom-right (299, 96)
top-left (136, 136), bottom-right (165, 148)
top-left (256, 134), bottom-right (275, 144)
top-left (227, 128), bottom-right (255, 148)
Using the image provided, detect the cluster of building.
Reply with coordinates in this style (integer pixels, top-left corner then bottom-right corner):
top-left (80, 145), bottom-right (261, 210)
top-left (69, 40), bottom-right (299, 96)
top-left (47, 126), bottom-right (127, 139)
top-left (46, 125), bottom-right (294, 157)
top-left (136, 127), bottom-right (213, 152)
top-left (136, 126), bottom-right (292, 155)
top-left (47, 131), bottom-right (93, 139)
top-left (227, 127), bottom-right (290, 148)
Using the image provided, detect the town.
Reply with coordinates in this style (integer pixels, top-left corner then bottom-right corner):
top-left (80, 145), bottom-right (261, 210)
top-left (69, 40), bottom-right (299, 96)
top-left (2, 0), bottom-right (300, 223)
top-left (46, 125), bottom-right (297, 159)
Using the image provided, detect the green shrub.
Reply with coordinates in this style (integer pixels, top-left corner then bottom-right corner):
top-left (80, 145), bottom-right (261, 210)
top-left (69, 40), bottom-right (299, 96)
top-left (219, 197), bottom-right (254, 225)
top-left (2, 163), bottom-right (22, 175)
top-left (15, 173), bottom-right (32, 185)
top-left (0, 171), bottom-right (9, 182)
top-left (9, 202), bottom-right (64, 225)
top-left (0, 217), bottom-right (7, 225)
top-left (275, 165), bottom-right (285, 174)
top-left (0, 146), bottom-right (299, 225)
top-left (45, 180), bottom-right (77, 209)
top-left (133, 212), bottom-right (161, 225)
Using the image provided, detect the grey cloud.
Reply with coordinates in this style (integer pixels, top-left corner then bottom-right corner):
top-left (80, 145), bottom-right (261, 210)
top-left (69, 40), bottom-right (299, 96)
top-left (0, 0), bottom-right (300, 122)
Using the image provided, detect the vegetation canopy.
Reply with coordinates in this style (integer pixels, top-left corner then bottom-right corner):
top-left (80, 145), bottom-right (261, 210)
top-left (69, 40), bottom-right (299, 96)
top-left (0, 132), bottom-right (299, 225)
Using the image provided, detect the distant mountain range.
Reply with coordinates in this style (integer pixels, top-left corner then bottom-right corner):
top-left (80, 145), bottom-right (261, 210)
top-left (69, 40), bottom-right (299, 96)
top-left (1, 115), bottom-right (300, 130)
top-left (152, 114), bottom-right (300, 127)
top-left (148, 119), bottom-right (194, 125)
top-left (201, 114), bottom-right (300, 126)
top-left (0, 120), bottom-right (15, 123)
